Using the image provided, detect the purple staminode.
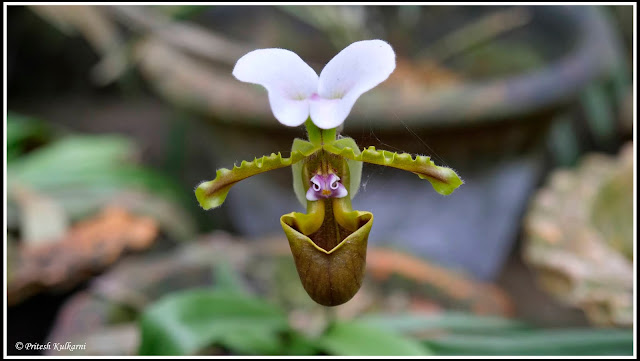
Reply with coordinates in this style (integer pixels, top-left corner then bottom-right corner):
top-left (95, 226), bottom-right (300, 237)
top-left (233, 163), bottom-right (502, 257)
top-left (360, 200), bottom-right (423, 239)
top-left (306, 173), bottom-right (348, 201)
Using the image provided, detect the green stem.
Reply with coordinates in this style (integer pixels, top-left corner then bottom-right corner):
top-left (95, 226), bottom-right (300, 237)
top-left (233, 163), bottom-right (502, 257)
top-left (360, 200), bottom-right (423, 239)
top-left (305, 118), bottom-right (322, 146)
top-left (321, 128), bottom-right (336, 144)
top-left (305, 118), bottom-right (336, 146)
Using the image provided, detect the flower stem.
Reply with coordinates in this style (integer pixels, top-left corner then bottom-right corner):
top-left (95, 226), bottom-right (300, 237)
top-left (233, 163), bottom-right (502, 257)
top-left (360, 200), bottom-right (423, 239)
top-left (321, 128), bottom-right (336, 144)
top-left (305, 118), bottom-right (336, 146)
top-left (305, 118), bottom-right (322, 146)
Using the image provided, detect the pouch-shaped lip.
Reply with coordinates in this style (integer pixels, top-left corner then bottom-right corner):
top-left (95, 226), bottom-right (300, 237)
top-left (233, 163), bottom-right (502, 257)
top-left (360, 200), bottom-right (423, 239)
top-left (280, 209), bottom-right (373, 306)
top-left (280, 211), bottom-right (373, 254)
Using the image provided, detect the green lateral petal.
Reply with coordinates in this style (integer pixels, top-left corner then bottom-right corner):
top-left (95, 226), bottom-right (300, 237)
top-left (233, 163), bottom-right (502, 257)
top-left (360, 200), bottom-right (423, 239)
top-left (196, 148), bottom-right (318, 210)
top-left (325, 145), bottom-right (463, 196)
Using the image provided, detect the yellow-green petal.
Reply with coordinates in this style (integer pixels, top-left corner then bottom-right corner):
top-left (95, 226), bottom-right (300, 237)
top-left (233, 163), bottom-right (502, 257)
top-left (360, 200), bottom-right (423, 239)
top-left (324, 144), bottom-right (463, 196)
top-left (196, 149), bottom-right (317, 210)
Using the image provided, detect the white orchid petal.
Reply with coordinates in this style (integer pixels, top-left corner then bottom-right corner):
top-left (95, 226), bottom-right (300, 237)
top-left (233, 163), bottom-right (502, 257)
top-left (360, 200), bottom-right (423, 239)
top-left (268, 94), bottom-right (310, 127)
top-left (308, 97), bottom-right (345, 129)
top-left (312, 40), bottom-right (396, 128)
top-left (233, 48), bottom-right (319, 127)
top-left (318, 40), bottom-right (396, 98)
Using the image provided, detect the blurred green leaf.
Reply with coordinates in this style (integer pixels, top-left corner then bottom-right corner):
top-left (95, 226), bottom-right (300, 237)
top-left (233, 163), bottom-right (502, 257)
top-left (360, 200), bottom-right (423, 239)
top-left (8, 135), bottom-right (134, 176)
top-left (318, 321), bottom-right (433, 356)
top-left (138, 289), bottom-right (289, 355)
top-left (423, 328), bottom-right (634, 356)
top-left (281, 331), bottom-right (319, 356)
top-left (213, 326), bottom-right (285, 355)
top-left (7, 134), bottom-right (196, 240)
top-left (581, 82), bottom-right (616, 148)
top-left (6, 134), bottom-right (179, 192)
top-left (6, 112), bottom-right (50, 162)
top-left (212, 261), bottom-right (250, 295)
top-left (358, 312), bottom-right (531, 335)
top-left (154, 5), bottom-right (211, 20)
top-left (548, 114), bottom-right (581, 167)
top-left (7, 113), bottom-right (43, 147)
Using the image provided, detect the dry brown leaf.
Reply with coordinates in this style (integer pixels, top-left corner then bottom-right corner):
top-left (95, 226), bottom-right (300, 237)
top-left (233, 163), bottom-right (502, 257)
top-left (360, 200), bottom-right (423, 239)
top-left (367, 248), bottom-right (514, 316)
top-left (8, 206), bottom-right (159, 305)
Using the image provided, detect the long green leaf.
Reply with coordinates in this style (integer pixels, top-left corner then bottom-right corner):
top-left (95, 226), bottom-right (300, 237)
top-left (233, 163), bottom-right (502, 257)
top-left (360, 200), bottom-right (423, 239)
top-left (318, 321), bottom-right (433, 356)
top-left (358, 312), bottom-right (530, 335)
top-left (424, 329), bottom-right (634, 356)
top-left (8, 135), bottom-right (136, 178)
top-left (138, 290), bottom-right (289, 355)
top-left (7, 135), bottom-right (196, 239)
top-left (6, 112), bottom-right (50, 161)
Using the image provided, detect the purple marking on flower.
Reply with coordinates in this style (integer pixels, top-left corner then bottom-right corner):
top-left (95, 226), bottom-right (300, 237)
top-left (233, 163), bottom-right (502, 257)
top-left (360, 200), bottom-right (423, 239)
top-left (306, 173), bottom-right (348, 201)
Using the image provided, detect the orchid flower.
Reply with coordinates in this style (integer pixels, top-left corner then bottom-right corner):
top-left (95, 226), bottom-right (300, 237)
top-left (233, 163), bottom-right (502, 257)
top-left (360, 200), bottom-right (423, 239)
top-left (195, 40), bottom-right (463, 306)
